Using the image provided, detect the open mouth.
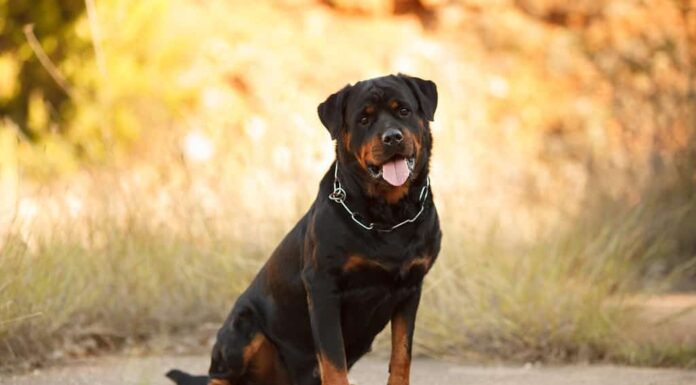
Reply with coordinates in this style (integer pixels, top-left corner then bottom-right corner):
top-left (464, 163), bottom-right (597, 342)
top-left (367, 156), bottom-right (416, 186)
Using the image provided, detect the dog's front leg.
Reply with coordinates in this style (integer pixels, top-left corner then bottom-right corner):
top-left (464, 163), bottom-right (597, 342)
top-left (302, 264), bottom-right (350, 385)
top-left (388, 287), bottom-right (422, 385)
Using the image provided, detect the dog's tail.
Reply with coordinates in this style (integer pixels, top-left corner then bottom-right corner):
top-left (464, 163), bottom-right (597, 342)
top-left (165, 369), bottom-right (209, 385)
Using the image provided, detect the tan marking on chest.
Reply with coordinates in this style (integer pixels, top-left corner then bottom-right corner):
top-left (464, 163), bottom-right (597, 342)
top-left (342, 255), bottom-right (387, 273)
top-left (401, 257), bottom-right (432, 274)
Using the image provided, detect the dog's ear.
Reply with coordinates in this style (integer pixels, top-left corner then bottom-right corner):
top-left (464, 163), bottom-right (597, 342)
top-left (399, 74), bottom-right (437, 122)
top-left (318, 85), bottom-right (350, 140)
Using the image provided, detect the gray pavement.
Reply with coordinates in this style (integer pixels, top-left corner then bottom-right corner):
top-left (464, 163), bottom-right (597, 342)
top-left (2, 355), bottom-right (696, 385)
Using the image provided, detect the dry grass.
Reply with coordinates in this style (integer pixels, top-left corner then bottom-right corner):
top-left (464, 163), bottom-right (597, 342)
top-left (1, 155), bottom-right (694, 370)
top-left (0, 173), bottom-right (286, 367)
top-left (417, 193), bottom-right (696, 364)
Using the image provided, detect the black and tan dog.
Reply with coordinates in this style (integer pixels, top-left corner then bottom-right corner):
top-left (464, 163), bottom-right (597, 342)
top-left (167, 74), bottom-right (441, 385)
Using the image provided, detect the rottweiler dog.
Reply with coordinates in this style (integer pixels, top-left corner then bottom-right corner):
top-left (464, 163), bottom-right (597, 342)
top-left (167, 74), bottom-right (441, 385)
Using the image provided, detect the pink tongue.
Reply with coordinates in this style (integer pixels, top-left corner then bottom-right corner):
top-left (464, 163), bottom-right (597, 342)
top-left (381, 158), bottom-right (410, 186)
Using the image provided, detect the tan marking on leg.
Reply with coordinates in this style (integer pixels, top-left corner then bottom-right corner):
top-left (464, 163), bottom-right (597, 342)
top-left (388, 315), bottom-right (411, 385)
top-left (208, 379), bottom-right (231, 385)
top-left (316, 354), bottom-right (350, 385)
top-left (247, 335), bottom-right (292, 385)
top-left (242, 333), bottom-right (266, 366)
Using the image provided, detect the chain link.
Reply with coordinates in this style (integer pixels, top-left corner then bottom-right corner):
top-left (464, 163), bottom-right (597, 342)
top-left (328, 162), bottom-right (430, 232)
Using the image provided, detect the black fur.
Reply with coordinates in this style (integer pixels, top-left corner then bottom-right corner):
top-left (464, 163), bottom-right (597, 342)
top-left (167, 74), bottom-right (441, 385)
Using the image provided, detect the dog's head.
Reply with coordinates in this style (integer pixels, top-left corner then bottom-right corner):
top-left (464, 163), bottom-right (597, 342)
top-left (318, 74), bottom-right (437, 203)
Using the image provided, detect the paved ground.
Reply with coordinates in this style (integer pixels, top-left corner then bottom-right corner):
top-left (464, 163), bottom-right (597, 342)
top-left (2, 294), bottom-right (695, 384)
top-left (1, 355), bottom-right (695, 385)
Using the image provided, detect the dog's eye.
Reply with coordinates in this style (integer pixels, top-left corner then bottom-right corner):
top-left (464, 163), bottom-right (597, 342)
top-left (398, 107), bottom-right (410, 117)
top-left (359, 115), bottom-right (369, 125)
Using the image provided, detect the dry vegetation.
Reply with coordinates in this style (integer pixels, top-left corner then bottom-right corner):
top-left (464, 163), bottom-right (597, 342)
top-left (1, 0), bottom-right (695, 371)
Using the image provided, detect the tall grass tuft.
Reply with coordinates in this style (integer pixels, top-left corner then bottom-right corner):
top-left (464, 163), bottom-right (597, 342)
top-left (416, 186), bottom-right (696, 364)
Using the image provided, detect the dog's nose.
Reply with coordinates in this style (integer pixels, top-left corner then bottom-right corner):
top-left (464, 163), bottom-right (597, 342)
top-left (381, 128), bottom-right (404, 146)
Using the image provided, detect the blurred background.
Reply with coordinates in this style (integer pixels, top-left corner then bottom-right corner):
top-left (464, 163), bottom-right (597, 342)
top-left (1, 0), bottom-right (695, 372)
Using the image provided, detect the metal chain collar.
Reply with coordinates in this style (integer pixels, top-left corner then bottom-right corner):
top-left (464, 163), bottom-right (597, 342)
top-left (328, 162), bottom-right (430, 232)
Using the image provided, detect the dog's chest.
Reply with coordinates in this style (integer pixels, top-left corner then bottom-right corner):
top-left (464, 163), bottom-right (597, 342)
top-left (336, 253), bottom-right (429, 347)
top-left (337, 253), bottom-right (432, 297)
